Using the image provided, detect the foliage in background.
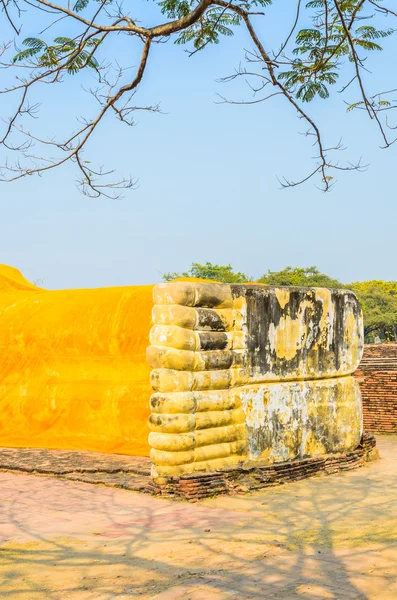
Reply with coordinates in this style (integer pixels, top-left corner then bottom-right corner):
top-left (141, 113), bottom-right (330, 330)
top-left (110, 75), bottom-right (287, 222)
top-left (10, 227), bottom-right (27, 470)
top-left (162, 262), bottom-right (251, 283)
top-left (257, 266), bottom-right (341, 288)
top-left (164, 262), bottom-right (397, 343)
top-left (349, 281), bottom-right (397, 342)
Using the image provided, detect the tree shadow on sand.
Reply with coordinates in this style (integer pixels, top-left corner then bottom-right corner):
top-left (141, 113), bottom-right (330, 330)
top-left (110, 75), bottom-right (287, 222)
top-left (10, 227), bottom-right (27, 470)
top-left (0, 436), bottom-right (396, 599)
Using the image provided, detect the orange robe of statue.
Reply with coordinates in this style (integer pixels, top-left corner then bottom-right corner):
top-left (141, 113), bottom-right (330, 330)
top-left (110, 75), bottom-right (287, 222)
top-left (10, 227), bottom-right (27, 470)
top-left (0, 265), bottom-right (153, 456)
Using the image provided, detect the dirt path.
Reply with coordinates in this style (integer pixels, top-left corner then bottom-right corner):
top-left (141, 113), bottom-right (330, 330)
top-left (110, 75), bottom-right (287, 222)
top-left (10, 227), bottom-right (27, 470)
top-left (0, 436), bottom-right (396, 599)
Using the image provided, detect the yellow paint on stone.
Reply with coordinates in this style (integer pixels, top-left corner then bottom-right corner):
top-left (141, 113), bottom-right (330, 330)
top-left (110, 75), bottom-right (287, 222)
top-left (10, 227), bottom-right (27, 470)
top-left (269, 314), bottom-right (304, 362)
top-left (275, 288), bottom-right (290, 310)
top-left (344, 311), bottom-right (361, 368)
top-left (240, 377), bottom-right (362, 462)
top-left (148, 281), bottom-right (364, 477)
top-left (303, 431), bottom-right (328, 457)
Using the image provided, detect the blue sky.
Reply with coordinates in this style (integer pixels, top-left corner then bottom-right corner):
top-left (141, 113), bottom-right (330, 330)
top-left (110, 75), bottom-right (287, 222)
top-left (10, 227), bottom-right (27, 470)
top-left (0, 1), bottom-right (396, 289)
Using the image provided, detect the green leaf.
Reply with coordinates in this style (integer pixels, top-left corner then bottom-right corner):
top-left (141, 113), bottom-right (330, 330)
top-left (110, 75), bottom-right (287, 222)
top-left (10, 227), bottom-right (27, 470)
top-left (13, 38), bottom-right (47, 63)
top-left (73, 0), bottom-right (90, 12)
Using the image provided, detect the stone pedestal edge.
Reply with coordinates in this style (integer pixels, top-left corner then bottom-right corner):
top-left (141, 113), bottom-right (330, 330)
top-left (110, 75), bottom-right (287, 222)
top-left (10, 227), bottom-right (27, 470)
top-left (152, 432), bottom-right (378, 501)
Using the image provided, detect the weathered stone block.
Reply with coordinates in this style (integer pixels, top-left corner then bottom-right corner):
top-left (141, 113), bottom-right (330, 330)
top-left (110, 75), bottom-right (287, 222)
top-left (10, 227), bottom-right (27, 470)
top-left (148, 281), bottom-right (364, 478)
top-left (240, 376), bottom-right (362, 463)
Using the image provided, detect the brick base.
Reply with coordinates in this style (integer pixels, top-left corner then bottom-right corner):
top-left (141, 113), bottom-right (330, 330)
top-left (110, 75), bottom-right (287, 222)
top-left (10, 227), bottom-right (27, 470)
top-left (153, 433), bottom-right (378, 500)
top-left (0, 434), bottom-right (377, 501)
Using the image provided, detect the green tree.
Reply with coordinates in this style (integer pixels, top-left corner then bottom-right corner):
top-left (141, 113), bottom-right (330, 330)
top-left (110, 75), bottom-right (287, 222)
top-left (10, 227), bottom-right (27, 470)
top-left (258, 266), bottom-right (342, 288)
top-left (163, 263), bottom-right (397, 343)
top-left (1, 1), bottom-right (396, 197)
top-left (163, 261), bottom-right (251, 283)
top-left (348, 281), bottom-right (397, 342)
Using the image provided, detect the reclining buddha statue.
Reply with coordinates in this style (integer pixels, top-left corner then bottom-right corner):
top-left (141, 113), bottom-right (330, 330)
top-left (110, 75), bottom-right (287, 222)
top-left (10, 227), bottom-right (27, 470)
top-left (0, 265), bottom-right (364, 479)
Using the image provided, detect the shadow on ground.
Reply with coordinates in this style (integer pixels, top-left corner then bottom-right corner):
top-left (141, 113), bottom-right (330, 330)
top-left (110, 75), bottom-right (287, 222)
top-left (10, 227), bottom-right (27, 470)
top-left (0, 436), bottom-right (396, 599)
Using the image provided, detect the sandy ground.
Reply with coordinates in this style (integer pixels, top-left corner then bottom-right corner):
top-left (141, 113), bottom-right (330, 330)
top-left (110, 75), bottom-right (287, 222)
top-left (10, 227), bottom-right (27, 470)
top-left (0, 435), bottom-right (396, 599)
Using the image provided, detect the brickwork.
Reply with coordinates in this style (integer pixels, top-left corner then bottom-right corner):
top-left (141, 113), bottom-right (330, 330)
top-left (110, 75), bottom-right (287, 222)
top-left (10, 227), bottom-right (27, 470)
top-left (354, 343), bottom-right (397, 434)
top-left (0, 433), bottom-right (376, 501)
top-left (153, 433), bottom-right (377, 500)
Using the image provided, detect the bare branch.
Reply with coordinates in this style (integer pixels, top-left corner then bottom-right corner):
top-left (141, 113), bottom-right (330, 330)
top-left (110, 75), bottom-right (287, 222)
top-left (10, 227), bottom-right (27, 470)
top-left (0, 0), bottom-right (396, 195)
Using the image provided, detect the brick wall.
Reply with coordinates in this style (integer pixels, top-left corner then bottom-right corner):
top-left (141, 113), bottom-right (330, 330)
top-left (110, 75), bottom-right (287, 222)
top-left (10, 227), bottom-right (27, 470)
top-left (354, 343), bottom-right (397, 434)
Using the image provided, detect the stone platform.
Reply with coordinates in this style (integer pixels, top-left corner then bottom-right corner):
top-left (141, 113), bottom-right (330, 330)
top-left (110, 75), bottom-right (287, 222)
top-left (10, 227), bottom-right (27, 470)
top-left (0, 447), bottom-right (154, 493)
top-left (0, 433), bottom-right (377, 500)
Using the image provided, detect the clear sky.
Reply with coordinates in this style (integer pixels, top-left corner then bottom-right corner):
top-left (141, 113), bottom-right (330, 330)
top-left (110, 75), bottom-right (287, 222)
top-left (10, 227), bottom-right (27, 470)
top-left (1, 1), bottom-right (396, 289)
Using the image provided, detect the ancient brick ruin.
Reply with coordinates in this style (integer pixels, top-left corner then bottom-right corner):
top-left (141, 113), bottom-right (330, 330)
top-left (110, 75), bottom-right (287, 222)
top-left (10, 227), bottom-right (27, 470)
top-left (354, 343), bottom-right (397, 434)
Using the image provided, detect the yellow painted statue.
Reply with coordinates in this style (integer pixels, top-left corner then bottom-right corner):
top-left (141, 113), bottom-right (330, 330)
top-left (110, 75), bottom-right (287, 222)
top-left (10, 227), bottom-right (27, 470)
top-left (0, 265), bottom-right (153, 456)
top-left (0, 265), bottom-right (364, 479)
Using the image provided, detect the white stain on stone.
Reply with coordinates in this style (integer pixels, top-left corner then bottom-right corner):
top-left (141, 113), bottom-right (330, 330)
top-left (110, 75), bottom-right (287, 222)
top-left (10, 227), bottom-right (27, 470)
top-left (241, 387), bottom-right (266, 430)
